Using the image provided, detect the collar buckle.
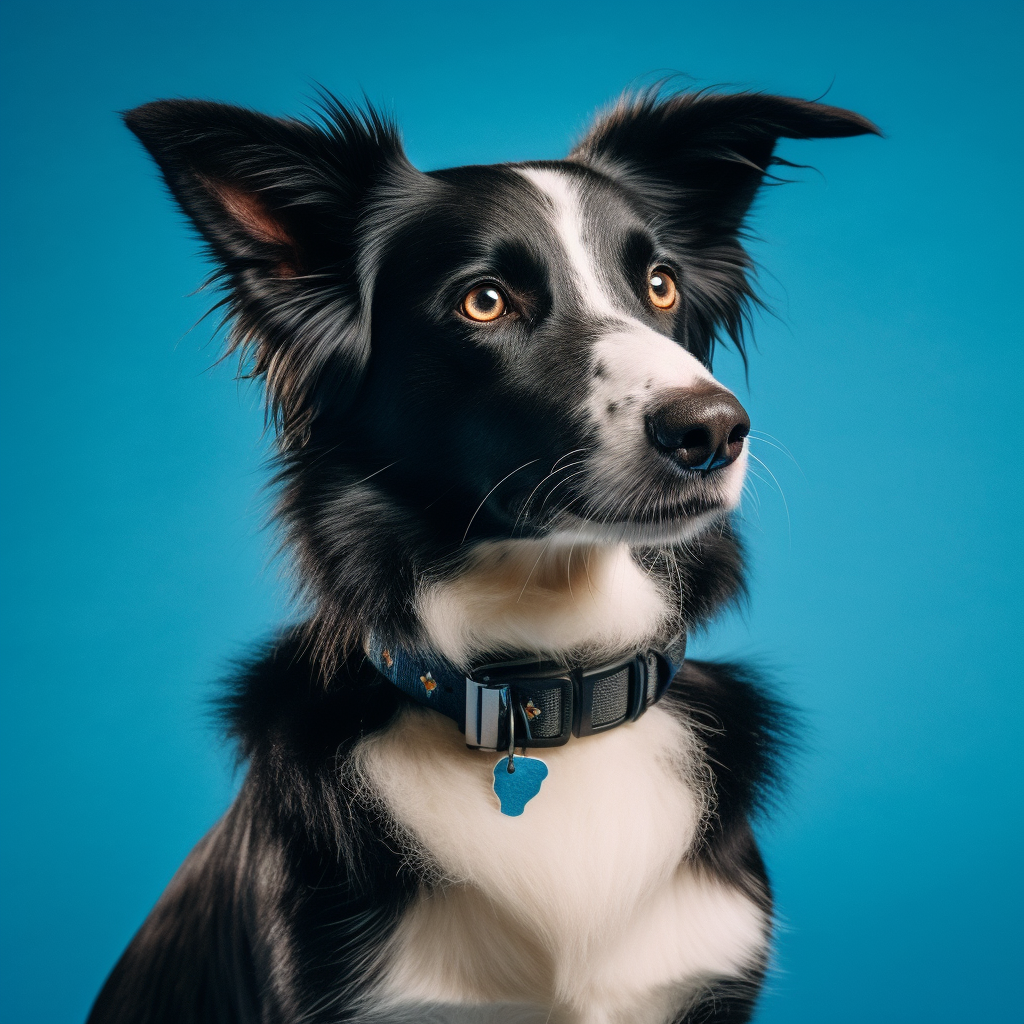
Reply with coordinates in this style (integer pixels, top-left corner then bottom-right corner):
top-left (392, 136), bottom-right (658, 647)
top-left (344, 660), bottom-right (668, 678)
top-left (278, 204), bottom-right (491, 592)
top-left (467, 651), bottom-right (675, 751)
top-left (470, 661), bottom-right (575, 750)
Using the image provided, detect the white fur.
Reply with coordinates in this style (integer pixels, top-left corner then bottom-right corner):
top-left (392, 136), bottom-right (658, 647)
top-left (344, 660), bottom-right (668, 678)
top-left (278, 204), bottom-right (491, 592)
top-left (416, 539), bottom-right (671, 667)
top-left (354, 706), bottom-right (768, 1023)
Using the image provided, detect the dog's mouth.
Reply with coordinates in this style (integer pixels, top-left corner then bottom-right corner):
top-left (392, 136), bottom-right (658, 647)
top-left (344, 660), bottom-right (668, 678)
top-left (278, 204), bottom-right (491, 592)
top-left (550, 488), bottom-right (733, 545)
top-left (502, 447), bottom-right (744, 546)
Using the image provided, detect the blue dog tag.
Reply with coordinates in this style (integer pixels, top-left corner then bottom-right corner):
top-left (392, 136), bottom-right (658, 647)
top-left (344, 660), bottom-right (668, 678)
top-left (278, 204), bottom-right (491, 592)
top-left (492, 756), bottom-right (548, 816)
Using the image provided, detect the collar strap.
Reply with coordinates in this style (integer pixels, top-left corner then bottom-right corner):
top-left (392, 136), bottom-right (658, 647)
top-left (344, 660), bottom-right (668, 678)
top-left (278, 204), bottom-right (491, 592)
top-left (366, 635), bottom-right (685, 751)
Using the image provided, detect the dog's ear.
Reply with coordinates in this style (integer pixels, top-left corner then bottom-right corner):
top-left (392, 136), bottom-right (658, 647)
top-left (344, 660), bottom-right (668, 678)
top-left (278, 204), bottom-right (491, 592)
top-left (124, 98), bottom-right (410, 434)
top-left (570, 90), bottom-right (880, 363)
top-left (571, 90), bottom-right (879, 238)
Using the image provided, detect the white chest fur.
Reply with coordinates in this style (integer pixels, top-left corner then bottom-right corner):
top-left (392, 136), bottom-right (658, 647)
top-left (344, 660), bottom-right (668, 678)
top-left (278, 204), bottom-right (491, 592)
top-left (415, 540), bottom-right (672, 668)
top-left (352, 705), bottom-right (769, 1024)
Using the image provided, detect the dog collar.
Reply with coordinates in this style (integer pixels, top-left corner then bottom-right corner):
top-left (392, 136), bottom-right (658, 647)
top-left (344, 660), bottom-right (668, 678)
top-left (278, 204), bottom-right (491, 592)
top-left (366, 635), bottom-right (684, 752)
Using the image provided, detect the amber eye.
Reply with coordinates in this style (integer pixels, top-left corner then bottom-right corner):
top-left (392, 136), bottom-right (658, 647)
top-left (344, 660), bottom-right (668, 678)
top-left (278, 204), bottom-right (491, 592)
top-left (648, 267), bottom-right (677, 310)
top-left (462, 284), bottom-right (507, 322)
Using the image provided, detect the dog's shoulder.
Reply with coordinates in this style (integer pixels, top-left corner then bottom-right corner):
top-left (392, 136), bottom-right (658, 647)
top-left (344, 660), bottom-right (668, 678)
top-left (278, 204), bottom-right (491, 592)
top-left (668, 659), bottom-right (794, 822)
top-left (220, 628), bottom-right (403, 763)
top-left (89, 637), bottom-right (421, 1023)
top-left (667, 659), bottom-right (794, 907)
top-left (87, 804), bottom-right (258, 1024)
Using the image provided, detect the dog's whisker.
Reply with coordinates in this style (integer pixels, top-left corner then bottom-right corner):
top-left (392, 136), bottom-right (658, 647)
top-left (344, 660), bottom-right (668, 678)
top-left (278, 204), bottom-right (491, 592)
top-left (739, 479), bottom-right (764, 529)
top-left (582, 539), bottom-right (597, 599)
top-left (549, 447), bottom-right (589, 473)
top-left (747, 451), bottom-right (792, 543)
top-left (533, 468), bottom-right (588, 520)
top-left (460, 459), bottom-right (540, 544)
top-left (515, 532), bottom-right (559, 604)
top-left (512, 456), bottom-right (589, 535)
top-left (421, 483), bottom-right (458, 512)
top-left (350, 458), bottom-right (405, 488)
top-left (746, 435), bottom-right (806, 479)
top-left (748, 429), bottom-right (798, 461)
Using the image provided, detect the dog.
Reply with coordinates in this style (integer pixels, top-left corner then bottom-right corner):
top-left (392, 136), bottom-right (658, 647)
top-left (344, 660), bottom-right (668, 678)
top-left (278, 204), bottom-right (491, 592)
top-left (88, 87), bottom-right (877, 1024)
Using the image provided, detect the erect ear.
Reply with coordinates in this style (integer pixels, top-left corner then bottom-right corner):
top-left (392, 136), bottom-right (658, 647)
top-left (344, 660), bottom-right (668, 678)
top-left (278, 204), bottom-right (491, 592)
top-left (569, 89), bottom-right (880, 365)
top-left (124, 98), bottom-right (410, 433)
top-left (570, 90), bottom-right (880, 240)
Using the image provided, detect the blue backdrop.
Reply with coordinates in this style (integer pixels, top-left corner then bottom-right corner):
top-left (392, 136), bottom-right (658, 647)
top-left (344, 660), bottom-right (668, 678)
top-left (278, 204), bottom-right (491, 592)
top-left (1, 2), bottom-right (1021, 1021)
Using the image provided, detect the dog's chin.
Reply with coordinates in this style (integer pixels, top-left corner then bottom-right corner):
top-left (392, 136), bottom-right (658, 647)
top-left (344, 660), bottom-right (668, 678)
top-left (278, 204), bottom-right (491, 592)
top-left (546, 502), bottom-right (732, 547)
top-left (510, 446), bottom-right (747, 546)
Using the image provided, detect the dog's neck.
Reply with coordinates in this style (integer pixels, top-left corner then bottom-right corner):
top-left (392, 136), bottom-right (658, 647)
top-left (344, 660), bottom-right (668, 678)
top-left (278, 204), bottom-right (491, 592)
top-left (414, 538), bottom-right (673, 670)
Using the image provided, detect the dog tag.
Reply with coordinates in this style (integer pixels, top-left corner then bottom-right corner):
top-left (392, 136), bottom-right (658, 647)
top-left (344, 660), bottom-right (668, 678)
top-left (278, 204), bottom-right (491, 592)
top-left (492, 756), bottom-right (548, 816)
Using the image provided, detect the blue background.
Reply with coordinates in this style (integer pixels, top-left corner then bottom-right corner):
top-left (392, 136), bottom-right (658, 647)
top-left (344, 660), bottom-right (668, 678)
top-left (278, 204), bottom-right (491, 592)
top-left (1, 2), bottom-right (1021, 1021)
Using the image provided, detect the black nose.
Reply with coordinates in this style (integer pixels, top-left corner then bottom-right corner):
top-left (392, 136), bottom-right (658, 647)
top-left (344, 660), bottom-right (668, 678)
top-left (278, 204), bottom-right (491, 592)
top-left (646, 387), bottom-right (750, 472)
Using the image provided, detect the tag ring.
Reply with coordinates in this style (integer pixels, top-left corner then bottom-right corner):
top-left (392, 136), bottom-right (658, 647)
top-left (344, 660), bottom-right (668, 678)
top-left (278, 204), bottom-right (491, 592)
top-left (506, 697), bottom-right (516, 774)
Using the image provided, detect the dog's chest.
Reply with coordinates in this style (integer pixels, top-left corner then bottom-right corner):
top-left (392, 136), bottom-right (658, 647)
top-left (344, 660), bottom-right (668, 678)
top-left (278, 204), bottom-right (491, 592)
top-left (354, 706), bottom-right (768, 1023)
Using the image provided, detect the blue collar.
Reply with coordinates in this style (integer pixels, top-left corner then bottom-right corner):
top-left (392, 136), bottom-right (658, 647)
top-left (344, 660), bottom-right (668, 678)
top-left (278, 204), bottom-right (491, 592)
top-left (366, 635), bottom-right (685, 751)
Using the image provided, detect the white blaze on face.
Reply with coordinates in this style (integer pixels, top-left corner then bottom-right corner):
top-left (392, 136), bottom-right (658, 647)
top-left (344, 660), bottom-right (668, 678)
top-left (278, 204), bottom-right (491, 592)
top-left (517, 166), bottom-right (748, 521)
top-left (518, 166), bottom-right (620, 319)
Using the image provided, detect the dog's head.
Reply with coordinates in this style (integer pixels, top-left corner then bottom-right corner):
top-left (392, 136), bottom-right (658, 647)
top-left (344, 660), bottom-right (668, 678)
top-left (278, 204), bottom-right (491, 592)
top-left (125, 90), bottom-right (877, 659)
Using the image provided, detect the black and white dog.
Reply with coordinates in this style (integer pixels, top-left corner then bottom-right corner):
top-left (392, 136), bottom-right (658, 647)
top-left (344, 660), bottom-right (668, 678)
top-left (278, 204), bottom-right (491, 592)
top-left (90, 88), bottom-right (876, 1023)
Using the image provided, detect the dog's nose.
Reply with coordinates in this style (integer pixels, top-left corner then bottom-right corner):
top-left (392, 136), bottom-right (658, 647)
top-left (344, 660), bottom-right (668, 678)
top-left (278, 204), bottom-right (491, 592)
top-left (646, 388), bottom-right (750, 472)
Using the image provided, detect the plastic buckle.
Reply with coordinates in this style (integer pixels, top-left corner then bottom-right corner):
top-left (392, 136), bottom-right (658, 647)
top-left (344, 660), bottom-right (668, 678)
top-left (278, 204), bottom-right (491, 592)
top-left (464, 680), bottom-right (509, 750)
top-left (468, 660), bottom-right (574, 749)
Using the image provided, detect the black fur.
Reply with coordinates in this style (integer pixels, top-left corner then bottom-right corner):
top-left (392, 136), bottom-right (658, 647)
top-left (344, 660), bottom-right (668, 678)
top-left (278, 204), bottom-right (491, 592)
top-left (668, 659), bottom-right (796, 915)
top-left (90, 86), bottom-right (878, 1022)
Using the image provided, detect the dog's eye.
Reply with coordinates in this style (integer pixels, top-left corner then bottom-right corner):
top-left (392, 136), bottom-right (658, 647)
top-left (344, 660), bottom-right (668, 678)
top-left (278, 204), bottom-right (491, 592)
top-left (648, 267), bottom-right (677, 310)
top-left (462, 284), bottom-right (507, 322)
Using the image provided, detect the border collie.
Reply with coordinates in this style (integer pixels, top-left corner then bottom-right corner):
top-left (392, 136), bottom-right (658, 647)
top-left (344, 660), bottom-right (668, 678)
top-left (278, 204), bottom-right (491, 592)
top-left (89, 87), bottom-right (877, 1024)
